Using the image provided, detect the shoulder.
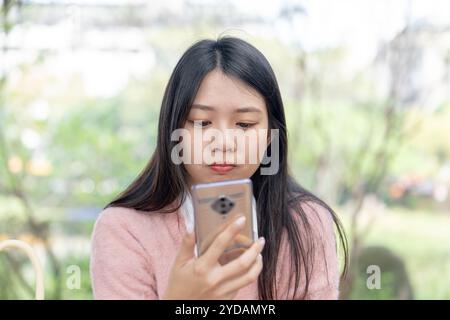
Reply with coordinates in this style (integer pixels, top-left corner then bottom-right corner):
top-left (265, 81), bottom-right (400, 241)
top-left (90, 205), bottom-right (175, 269)
top-left (95, 205), bottom-right (171, 226)
top-left (90, 206), bottom-right (162, 299)
top-left (93, 207), bottom-right (138, 235)
top-left (95, 206), bottom-right (142, 227)
top-left (283, 198), bottom-right (339, 273)
top-left (289, 199), bottom-right (336, 241)
top-left (279, 197), bottom-right (338, 255)
top-left (276, 198), bottom-right (340, 299)
top-left (91, 206), bottom-right (169, 243)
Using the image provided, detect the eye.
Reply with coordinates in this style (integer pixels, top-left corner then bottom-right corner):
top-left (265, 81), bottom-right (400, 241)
top-left (236, 122), bottom-right (256, 129)
top-left (189, 120), bottom-right (211, 128)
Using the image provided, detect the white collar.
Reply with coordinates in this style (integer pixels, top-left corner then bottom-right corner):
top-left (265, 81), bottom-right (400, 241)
top-left (180, 192), bottom-right (195, 234)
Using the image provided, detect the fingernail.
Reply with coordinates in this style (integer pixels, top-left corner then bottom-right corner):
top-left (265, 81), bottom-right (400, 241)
top-left (235, 216), bottom-right (246, 227)
top-left (258, 237), bottom-right (265, 246)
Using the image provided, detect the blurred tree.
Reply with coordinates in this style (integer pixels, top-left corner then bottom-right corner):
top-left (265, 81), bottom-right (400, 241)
top-left (285, 22), bottom-right (431, 298)
top-left (0, 0), bottom-right (63, 299)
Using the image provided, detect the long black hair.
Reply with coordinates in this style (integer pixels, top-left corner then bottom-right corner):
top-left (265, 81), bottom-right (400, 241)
top-left (106, 36), bottom-right (348, 299)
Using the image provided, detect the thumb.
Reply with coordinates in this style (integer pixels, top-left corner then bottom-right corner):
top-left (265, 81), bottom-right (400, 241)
top-left (175, 230), bottom-right (196, 266)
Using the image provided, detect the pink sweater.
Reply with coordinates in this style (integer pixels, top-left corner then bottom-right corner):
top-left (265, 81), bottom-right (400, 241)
top-left (90, 200), bottom-right (340, 300)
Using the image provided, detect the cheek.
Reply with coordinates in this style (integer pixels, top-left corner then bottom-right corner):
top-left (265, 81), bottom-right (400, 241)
top-left (240, 127), bottom-right (269, 163)
top-left (179, 126), bottom-right (206, 163)
top-left (239, 162), bottom-right (260, 178)
top-left (241, 123), bottom-right (269, 176)
top-left (183, 163), bottom-right (201, 181)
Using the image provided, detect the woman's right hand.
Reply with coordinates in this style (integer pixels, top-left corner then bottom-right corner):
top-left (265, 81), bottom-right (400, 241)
top-left (161, 215), bottom-right (265, 300)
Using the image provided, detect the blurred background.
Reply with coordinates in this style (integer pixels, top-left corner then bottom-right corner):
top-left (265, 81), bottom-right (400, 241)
top-left (0, 0), bottom-right (449, 300)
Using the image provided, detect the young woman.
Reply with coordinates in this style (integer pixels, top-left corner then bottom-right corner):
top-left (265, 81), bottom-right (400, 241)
top-left (90, 36), bottom-right (348, 300)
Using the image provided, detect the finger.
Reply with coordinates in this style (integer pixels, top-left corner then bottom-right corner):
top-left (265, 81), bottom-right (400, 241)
top-left (222, 289), bottom-right (240, 300)
top-left (198, 215), bottom-right (246, 270)
top-left (219, 254), bottom-right (263, 296)
top-left (175, 230), bottom-right (196, 266)
top-left (219, 237), bottom-right (265, 281)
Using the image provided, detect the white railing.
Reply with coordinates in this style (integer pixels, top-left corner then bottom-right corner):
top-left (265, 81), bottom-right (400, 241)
top-left (0, 239), bottom-right (45, 300)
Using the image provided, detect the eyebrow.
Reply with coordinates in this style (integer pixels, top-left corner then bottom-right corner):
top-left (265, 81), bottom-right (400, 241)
top-left (191, 104), bottom-right (262, 113)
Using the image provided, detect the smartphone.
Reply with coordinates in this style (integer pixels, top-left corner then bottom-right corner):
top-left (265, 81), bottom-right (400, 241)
top-left (191, 178), bottom-right (258, 265)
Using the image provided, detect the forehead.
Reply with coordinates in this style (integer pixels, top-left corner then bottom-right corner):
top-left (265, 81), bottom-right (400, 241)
top-left (191, 69), bottom-right (266, 113)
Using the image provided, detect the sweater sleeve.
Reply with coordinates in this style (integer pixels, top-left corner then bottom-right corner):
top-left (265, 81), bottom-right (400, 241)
top-left (90, 207), bottom-right (158, 300)
top-left (275, 201), bottom-right (341, 300)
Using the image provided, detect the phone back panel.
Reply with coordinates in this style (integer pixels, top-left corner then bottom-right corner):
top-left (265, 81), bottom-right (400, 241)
top-left (191, 178), bottom-right (257, 264)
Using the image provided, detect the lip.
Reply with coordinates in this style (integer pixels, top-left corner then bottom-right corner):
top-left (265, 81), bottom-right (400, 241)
top-left (209, 163), bottom-right (236, 173)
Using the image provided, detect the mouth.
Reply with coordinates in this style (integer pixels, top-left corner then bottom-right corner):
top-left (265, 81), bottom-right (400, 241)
top-left (209, 163), bottom-right (236, 174)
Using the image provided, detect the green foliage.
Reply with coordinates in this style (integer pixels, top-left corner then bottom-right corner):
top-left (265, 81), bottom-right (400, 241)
top-left (342, 208), bottom-right (450, 299)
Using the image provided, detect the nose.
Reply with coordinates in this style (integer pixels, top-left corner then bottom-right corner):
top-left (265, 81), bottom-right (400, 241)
top-left (208, 127), bottom-right (236, 153)
top-left (214, 129), bottom-right (236, 153)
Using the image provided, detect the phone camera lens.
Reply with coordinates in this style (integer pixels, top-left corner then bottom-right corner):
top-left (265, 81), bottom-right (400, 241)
top-left (212, 196), bottom-right (235, 215)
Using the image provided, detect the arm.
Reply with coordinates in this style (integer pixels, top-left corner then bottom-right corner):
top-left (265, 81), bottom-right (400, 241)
top-left (90, 207), bottom-right (158, 300)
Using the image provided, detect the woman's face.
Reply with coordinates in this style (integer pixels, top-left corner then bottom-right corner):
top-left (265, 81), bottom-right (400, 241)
top-left (181, 69), bottom-right (269, 186)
